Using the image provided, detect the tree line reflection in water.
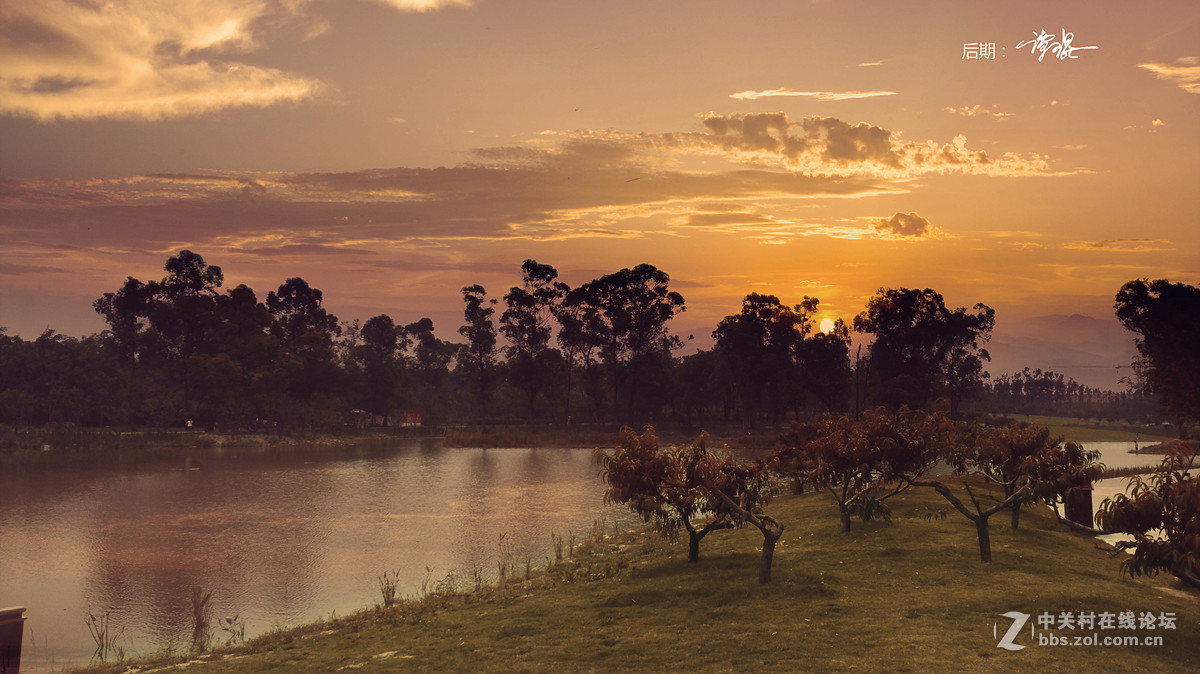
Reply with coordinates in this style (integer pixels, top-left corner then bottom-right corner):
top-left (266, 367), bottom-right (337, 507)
top-left (0, 441), bottom-right (632, 671)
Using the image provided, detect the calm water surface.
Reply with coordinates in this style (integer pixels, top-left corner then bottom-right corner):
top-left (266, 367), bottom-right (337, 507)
top-left (0, 439), bottom-right (1165, 671)
top-left (1085, 441), bottom-right (1166, 522)
top-left (0, 440), bottom-right (633, 672)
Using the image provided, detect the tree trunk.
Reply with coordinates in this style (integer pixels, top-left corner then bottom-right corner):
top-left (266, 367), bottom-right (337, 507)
top-left (527, 387), bottom-right (537, 434)
top-left (975, 516), bottom-right (992, 563)
top-left (563, 359), bottom-right (573, 425)
top-left (759, 525), bottom-right (784, 584)
top-left (1010, 501), bottom-right (1021, 529)
top-left (840, 508), bottom-right (852, 533)
top-left (685, 519), bottom-right (733, 563)
top-left (911, 478), bottom-right (1029, 565)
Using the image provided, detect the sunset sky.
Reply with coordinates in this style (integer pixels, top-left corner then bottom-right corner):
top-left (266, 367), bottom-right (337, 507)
top-left (2, 0), bottom-right (1197, 388)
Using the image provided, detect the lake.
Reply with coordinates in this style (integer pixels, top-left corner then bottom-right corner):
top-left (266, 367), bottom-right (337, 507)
top-left (0, 440), bottom-right (635, 672)
top-left (0, 438), bottom-right (1165, 672)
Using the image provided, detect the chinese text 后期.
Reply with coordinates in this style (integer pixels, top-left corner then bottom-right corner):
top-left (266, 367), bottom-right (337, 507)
top-left (1016, 29), bottom-right (1098, 61)
top-left (962, 42), bottom-right (997, 60)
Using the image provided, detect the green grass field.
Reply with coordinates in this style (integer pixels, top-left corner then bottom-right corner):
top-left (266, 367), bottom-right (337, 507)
top-left (1005, 415), bottom-right (1177, 444)
top-left (82, 477), bottom-right (1199, 673)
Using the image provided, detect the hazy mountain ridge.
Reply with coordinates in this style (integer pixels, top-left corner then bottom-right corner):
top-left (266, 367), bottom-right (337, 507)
top-left (987, 314), bottom-right (1138, 391)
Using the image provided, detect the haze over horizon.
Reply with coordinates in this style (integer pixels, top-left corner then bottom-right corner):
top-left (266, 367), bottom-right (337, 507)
top-left (2, 0), bottom-right (1196, 391)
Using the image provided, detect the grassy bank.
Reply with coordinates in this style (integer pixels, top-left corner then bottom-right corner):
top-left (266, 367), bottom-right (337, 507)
top-left (79, 479), bottom-right (1199, 673)
top-left (442, 415), bottom-right (1181, 451)
top-left (0, 425), bottom-right (431, 469)
top-left (1100, 464), bottom-right (1164, 480)
top-left (1006, 415), bottom-right (1177, 444)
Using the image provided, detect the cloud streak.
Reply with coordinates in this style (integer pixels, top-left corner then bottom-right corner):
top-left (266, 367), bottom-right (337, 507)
top-left (730, 88), bottom-right (898, 101)
top-left (0, 113), bottom-right (1072, 290)
top-left (368, 0), bottom-right (473, 10)
top-left (0, 151), bottom-right (896, 258)
top-left (1065, 239), bottom-right (1174, 252)
top-left (663, 112), bottom-right (1055, 178)
top-left (944, 104), bottom-right (1014, 120)
top-left (1138, 56), bottom-right (1200, 94)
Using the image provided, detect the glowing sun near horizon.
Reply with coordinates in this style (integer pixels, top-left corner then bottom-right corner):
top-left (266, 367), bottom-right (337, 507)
top-left (820, 318), bottom-right (836, 334)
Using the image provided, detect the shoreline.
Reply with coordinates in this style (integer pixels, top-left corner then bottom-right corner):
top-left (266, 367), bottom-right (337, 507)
top-left (2, 415), bottom-right (1179, 470)
top-left (0, 426), bottom-right (435, 470)
top-left (0, 424), bottom-right (788, 470)
top-left (1131, 438), bottom-right (1193, 456)
top-left (71, 483), bottom-right (1200, 673)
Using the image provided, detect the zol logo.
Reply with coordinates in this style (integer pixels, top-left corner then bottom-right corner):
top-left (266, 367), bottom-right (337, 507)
top-left (994, 611), bottom-right (1032, 651)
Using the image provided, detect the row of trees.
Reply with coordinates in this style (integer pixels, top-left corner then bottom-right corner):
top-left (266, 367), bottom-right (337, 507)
top-left (1, 252), bottom-right (1194, 435)
top-left (598, 410), bottom-right (1105, 584)
top-left (0, 252), bottom-right (981, 430)
top-left (984, 367), bottom-right (1154, 421)
top-left (87, 250), bottom-right (348, 429)
top-left (0, 254), bottom-right (689, 429)
top-left (379, 273), bottom-right (1001, 431)
top-left (601, 413), bottom-right (1199, 590)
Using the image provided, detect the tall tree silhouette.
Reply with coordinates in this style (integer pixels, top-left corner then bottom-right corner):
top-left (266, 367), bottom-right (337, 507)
top-left (1115, 279), bottom-right (1200, 438)
top-left (458, 285), bottom-right (498, 429)
top-left (403, 317), bottom-right (457, 425)
top-left (151, 250), bottom-right (224, 361)
top-left (266, 277), bottom-right (340, 346)
top-left (853, 287), bottom-right (993, 415)
top-left (500, 260), bottom-right (565, 430)
top-left (94, 276), bottom-right (155, 419)
top-left (713, 294), bottom-right (808, 428)
top-left (713, 293), bottom-right (850, 426)
top-left (356, 314), bottom-right (401, 423)
top-left (575, 264), bottom-right (685, 421)
top-left (148, 251), bottom-right (225, 421)
top-left (556, 282), bottom-right (609, 424)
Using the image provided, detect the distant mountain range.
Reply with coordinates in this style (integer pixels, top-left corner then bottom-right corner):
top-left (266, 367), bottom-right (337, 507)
top-left (987, 314), bottom-right (1138, 391)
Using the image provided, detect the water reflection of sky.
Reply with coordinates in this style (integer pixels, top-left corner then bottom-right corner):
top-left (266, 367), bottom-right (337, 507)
top-left (1083, 441), bottom-right (1171, 550)
top-left (1, 440), bottom-right (1174, 671)
top-left (0, 442), bottom-right (634, 672)
top-left (1082, 441), bottom-right (1162, 519)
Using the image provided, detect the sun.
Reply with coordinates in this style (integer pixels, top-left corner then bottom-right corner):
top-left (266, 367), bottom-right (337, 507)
top-left (819, 318), bottom-right (835, 334)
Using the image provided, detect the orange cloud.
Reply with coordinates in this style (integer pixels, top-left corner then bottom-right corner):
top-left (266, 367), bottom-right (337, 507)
top-left (668, 112), bottom-right (1054, 177)
top-left (0, 0), bottom-right (323, 122)
top-left (1138, 56), bottom-right (1200, 94)
top-left (0, 113), bottom-right (1075, 288)
top-left (872, 212), bottom-right (940, 238)
top-left (667, 211), bottom-right (882, 242)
